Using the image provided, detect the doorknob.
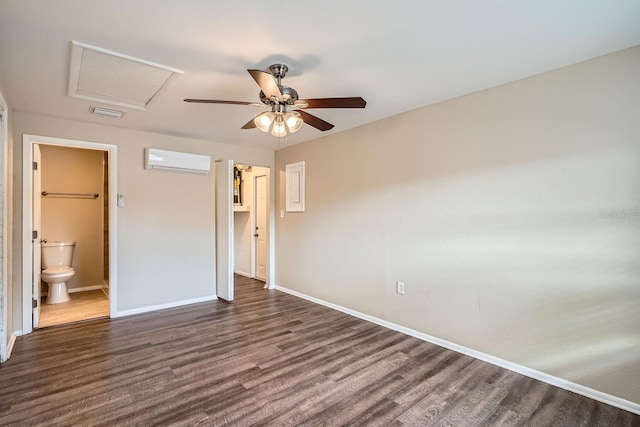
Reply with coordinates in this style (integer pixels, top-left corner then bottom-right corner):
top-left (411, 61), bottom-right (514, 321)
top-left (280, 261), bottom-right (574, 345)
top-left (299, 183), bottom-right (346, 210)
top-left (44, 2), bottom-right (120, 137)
top-left (40, 238), bottom-right (48, 244)
top-left (254, 234), bottom-right (259, 238)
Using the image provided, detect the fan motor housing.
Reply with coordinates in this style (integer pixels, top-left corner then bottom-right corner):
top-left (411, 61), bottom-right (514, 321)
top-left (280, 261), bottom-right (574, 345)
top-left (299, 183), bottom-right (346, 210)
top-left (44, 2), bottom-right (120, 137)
top-left (260, 86), bottom-right (299, 105)
top-left (269, 64), bottom-right (288, 79)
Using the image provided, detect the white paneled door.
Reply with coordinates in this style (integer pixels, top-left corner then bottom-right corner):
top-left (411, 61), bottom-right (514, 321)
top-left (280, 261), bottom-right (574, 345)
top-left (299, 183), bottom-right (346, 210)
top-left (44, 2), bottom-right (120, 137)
top-left (216, 159), bottom-right (234, 301)
top-left (255, 174), bottom-right (267, 281)
top-left (32, 144), bottom-right (41, 328)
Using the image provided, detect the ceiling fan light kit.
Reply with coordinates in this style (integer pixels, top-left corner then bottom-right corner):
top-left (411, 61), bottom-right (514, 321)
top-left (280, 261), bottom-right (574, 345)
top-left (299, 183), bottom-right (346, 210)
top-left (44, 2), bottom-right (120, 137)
top-left (271, 116), bottom-right (287, 137)
top-left (254, 111), bottom-right (276, 132)
top-left (285, 111), bottom-right (304, 133)
top-left (254, 104), bottom-right (304, 137)
top-left (185, 63), bottom-right (366, 138)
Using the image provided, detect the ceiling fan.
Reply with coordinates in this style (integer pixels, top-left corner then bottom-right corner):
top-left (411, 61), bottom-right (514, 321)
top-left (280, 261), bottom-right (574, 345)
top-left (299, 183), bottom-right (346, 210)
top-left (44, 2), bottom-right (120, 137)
top-left (184, 64), bottom-right (366, 137)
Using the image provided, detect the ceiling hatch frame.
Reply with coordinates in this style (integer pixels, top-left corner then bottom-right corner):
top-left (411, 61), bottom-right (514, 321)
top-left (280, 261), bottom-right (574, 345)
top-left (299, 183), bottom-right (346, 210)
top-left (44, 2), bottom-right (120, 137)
top-left (68, 41), bottom-right (183, 112)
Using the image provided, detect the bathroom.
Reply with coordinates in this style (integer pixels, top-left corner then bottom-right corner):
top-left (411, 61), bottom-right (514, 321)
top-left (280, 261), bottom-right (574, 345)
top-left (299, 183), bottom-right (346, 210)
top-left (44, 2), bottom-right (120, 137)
top-left (37, 144), bottom-right (109, 327)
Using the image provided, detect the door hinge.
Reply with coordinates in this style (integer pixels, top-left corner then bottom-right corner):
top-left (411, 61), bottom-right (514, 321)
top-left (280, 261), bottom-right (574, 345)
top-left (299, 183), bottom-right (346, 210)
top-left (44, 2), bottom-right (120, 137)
top-left (33, 161), bottom-right (38, 171)
top-left (32, 299), bottom-right (38, 309)
top-left (32, 230), bottom-right (38, 240)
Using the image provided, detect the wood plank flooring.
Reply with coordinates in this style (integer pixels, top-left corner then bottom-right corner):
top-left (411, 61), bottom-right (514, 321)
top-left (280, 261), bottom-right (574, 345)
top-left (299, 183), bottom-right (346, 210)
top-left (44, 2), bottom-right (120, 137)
top-left (1, 275), bottom-right (638, 426)
top-left (38, 289), bottom-right (109, 328)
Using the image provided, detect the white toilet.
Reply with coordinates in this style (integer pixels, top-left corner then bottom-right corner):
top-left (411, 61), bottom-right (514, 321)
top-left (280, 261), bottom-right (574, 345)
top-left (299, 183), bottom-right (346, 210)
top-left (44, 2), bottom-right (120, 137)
top-left (41, 241), bottom-right (76, 304)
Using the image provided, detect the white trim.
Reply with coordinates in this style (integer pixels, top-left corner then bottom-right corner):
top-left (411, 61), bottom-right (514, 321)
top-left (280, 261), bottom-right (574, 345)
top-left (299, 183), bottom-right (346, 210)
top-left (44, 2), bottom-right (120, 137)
top-left (114, 295), bottom-right (217, 318)
top-left (68, 41), bottom-right (183, 111)
top-left (22, 134), bottom-right (118, 335)
top-left (41, 285), bottom-right (106, 296)
top-left (275, 284), bottom-right (640, 415)
top-left (254, 173), bottom-right (269, 282)
top-left (6, 332), bottom-right (18, 361)
top-left (233, 270), bottom-right (252, 279)
top-left (0, 89), bottom-right (8, 362)
top-left (267, 168), bottom-right (275, 289)
top-left (102, 279), bottom-right (109, 298)
top-left (251, 175), bottom-right (257, 279)
top-left (68, 285), bottom-right (104, 293)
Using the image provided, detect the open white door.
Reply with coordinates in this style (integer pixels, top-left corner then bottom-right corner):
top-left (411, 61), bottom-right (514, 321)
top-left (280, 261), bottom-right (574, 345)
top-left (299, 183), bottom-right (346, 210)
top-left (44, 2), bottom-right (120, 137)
top-left (216, 159), bottom-right (234, 301)
top-left (32, 144), bottom-right (42, 328)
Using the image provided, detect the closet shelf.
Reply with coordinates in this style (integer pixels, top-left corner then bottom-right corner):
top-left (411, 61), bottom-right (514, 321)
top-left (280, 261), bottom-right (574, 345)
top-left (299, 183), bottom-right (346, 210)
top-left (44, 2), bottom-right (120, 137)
top-left (233, 205), bottom-right (250, 212)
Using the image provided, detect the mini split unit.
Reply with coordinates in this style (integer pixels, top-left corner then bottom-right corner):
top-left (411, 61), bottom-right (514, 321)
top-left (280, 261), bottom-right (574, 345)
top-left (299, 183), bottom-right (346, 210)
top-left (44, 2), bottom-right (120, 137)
top-left (144, 148), bottom-right (211, 174)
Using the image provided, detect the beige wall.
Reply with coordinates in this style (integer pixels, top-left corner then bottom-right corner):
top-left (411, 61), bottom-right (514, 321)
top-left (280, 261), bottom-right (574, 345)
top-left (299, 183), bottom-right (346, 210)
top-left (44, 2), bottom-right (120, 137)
top-left (12, 112), bottom-right (273, 329)
top-left (275, 46), bottom-right (640, 404)
top-left (40, 145), bottom-right (104, 290)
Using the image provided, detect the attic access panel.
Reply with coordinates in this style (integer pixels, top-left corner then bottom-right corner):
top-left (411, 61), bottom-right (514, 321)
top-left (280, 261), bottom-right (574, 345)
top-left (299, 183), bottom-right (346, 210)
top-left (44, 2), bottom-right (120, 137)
top-left (68, 41), bottom-right (183, 111)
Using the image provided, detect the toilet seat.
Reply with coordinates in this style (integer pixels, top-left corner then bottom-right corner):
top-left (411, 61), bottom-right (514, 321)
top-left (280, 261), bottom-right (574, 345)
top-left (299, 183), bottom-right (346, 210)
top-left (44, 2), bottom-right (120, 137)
top-left (42, 266), bottom-right (74, 279)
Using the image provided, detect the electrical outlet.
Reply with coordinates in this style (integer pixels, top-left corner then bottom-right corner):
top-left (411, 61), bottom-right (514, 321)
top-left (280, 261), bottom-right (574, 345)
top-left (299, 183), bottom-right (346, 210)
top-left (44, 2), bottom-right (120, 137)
top-left (396, 281), bottom-right (405, 295)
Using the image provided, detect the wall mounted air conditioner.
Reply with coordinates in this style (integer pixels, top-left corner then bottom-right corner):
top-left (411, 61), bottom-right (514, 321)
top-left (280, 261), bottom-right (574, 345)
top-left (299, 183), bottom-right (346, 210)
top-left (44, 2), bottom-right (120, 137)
top-left (144, 148), bottom-right (211, 174)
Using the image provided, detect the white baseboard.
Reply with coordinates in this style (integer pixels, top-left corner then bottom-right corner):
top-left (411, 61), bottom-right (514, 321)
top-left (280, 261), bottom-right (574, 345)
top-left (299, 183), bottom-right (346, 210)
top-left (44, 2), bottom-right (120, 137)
top-left (275, 285), bottom-right (640, 415)
top-left (42, 285), bottom-right (104, 296)
top-left (234, 270), bottom-right (252, 278)
top-left (114, 295), bottom-right (218, 318)
top-left (6, 332), bottom-right (17, 359)
top-left (68, 285), bottom-right (104, 293)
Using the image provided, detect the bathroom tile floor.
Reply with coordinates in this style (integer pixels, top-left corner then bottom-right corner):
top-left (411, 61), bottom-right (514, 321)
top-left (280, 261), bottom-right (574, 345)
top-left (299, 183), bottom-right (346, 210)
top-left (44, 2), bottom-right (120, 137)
top-left (38, 289), bottom-right (109, 328)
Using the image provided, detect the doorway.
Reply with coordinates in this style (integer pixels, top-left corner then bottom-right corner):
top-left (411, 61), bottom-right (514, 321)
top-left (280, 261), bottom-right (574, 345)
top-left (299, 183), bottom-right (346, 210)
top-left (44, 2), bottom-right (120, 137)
top-left (214, 159), bottom-right (274, 302)
top-left (37, 145), bottom-right (108, 327)
top-left (0, 94), bottom-right (7, 361)
top-left (232, 163), bottom-right (270, 286)
top-left (22, 135), bottom-right (117, 334)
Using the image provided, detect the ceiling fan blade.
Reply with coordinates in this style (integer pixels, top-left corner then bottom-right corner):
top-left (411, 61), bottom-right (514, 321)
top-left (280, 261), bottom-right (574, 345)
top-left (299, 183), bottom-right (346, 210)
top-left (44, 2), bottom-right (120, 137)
top-left (184, 99), bottom-right (255, 105)
top-left (241, 116), bottom-right (257, 129)
top-left (297, 110), bottom-right (334, 131)
top-left (247, 69), bottom-right (283, 102)
top-left (297, 97), bottom-right (366, 109)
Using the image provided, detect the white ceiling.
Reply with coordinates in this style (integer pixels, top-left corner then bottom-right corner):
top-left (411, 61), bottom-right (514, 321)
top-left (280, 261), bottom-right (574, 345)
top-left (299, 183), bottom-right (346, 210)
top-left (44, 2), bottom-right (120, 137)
top-left (1, 1), bottom-right (639, 150)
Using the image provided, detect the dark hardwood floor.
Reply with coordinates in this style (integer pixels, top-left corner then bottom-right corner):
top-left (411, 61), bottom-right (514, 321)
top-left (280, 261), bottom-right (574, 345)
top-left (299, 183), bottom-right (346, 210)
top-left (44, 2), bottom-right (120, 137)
top-left (1, 275), bottom-right (638, 426)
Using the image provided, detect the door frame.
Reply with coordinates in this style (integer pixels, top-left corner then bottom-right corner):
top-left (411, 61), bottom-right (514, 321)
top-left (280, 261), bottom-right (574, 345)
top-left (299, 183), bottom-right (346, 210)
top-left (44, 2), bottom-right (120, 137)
top-left (0, 91), bottom-right (8, 361)
top-left (254, 173), bottom-right (268, 281)
top-left (232, 164), bottom-right (272, 289)
top-left (22, 134), bottom-right (118, 334)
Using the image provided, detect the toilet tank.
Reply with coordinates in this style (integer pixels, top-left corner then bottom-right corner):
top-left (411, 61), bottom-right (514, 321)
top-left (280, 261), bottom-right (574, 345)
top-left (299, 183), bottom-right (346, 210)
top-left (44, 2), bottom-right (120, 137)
top-left (41, 242), bottom-right (75, 269)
